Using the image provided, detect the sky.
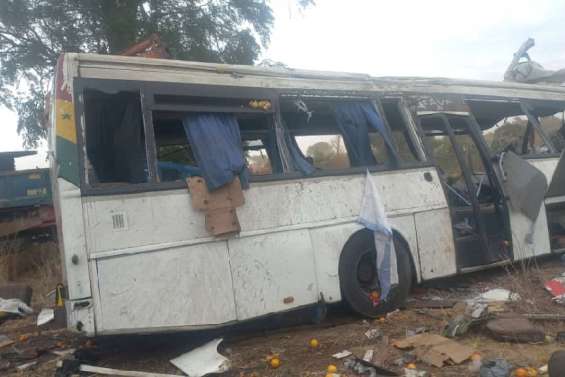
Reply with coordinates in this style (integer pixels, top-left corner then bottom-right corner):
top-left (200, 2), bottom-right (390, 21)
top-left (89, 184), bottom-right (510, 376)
top-left (2, 0), bottom-right (565, 169)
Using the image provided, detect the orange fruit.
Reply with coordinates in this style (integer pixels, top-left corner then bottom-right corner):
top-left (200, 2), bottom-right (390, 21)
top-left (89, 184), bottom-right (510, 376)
top-left (327, 364), bottom-right (337, 373)
top-left (270, 357), bottom-right (281, 369)
top-left (19, 334), bottom-right (29, 342)
top-left (309, 338), bottom-right (319, 349)
top-left (406, 363), bottom-right (417, 369)
top-left (471, 352), bottom-right (481, 361)
top-left (526, 367), bottom-right (538, 377)
top-left (514, 368), bottom-right (528, 377)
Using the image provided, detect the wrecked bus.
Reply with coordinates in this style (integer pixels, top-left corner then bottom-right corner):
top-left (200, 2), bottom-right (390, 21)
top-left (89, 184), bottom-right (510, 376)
top-left (49, 53), bottom-right (565, 335)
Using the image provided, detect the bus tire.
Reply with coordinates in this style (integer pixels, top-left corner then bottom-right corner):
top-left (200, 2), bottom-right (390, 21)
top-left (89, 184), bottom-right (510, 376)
top-left (339, 230), bottom-right (413, 318)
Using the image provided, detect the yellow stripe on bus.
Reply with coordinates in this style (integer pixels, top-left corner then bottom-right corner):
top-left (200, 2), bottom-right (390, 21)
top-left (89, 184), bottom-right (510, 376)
top-left (55, 99), bottom-right (77, 144)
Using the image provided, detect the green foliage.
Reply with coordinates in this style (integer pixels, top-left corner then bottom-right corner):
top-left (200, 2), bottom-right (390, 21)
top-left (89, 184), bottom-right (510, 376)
top-left (0, 0), bottom-right (314, 147)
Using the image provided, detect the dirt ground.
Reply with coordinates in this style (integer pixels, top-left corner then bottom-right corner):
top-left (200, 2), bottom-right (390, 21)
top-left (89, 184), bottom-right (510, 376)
top-left (3, 248), bottom-right (565, 376)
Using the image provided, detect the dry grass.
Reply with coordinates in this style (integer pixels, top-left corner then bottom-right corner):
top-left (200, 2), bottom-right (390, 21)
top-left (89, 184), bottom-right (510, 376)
top-left (0, 239), bottom-right (62, 308)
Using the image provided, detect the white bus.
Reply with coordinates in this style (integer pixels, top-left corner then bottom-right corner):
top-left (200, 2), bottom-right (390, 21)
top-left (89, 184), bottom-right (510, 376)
top-left (49, 53), bottom-right (565, 336)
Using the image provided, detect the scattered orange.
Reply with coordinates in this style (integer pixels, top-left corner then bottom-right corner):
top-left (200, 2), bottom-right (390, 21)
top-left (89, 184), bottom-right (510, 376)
top-left (471, 352), bottom-right (481, 361)
top-left (406, 363), bottom-right (417, 369)
top-left (526, 367), bottom-right (538, 377)
top-left (18, 334), bottom-right (29, 342)
top-left (309, 338), bottom-right (319, 349)
top-left (514, 368), bottom-right (528, 377)
top-left (269, 357), bottom-right (281, 369)
top-left (327, 364), bottom-right (337, 373)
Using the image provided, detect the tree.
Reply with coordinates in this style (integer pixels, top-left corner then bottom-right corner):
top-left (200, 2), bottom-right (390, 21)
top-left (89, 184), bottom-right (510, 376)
top-left (0, 0), bottom-right (313, 147)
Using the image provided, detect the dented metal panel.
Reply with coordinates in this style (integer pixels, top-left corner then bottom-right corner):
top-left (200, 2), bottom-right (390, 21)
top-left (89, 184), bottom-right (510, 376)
top-left (510, 157), bottom-right (559, 260)
top-left (227, 230), bottom-right (318, 320)
top-left (95, 241), bottom-right (236, 332)
top-left (414, 209), bottom-right (457, 280)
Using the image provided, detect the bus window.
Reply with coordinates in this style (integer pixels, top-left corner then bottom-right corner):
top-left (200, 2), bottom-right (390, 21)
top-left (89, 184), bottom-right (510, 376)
top-left (295, 134), bottom-right (351, 170)
top-left (83, 90), bottom-right (148, 185)
top-left (153, 110), bottom-right (279, 181)
top-left (243, 138), bottom-right (273, 175)
top-left (380, 99), bottom-right (421, 163)
top-left (539, 112), bottom-right (565, 153)
top-left (485, 116), bottom-right (552, 156)
top-left (468, 100), bottom-right (560, 157)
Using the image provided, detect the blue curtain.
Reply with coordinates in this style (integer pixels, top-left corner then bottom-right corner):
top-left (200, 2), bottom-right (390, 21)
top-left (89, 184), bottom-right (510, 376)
top-left (261, 130), bottom-right (283, 174)
top-left (286, 131), bottom-right (316, 175)
top-left (182, 113), bottom-right (249, 190)
top-left (334, 103), bottom-right (399, 165)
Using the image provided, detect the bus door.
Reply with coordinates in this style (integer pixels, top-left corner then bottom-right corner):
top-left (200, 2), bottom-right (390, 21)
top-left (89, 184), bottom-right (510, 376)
top-left (420, 113), bottom-right (512, 270)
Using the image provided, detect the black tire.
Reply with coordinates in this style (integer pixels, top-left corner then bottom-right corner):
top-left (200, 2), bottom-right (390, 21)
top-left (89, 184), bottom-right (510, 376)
top-left (338, 230), bottom-right (413, 317)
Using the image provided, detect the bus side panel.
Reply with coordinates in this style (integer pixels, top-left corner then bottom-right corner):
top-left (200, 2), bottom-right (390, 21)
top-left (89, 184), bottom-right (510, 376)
top-left (510, 158), bottom-right (557, 260)
top-left (57, 179), bottom-right (91, 300)
top-left (389, 214), bottom-right (421, 282)
top-left (310, 223), bottom-right (364, 304)
top-left (415, 208), bottom-right (457, 280)
top-left (227, 230), bottom-right (318, 320)
top-left (95, 241), bottom-right (236, 332)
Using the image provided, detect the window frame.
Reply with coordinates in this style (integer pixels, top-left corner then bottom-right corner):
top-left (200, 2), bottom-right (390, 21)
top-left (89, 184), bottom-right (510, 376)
top-left (465, 97), bottom-right (562, 160)
top-left (75, 79), bottom-right (433, 197)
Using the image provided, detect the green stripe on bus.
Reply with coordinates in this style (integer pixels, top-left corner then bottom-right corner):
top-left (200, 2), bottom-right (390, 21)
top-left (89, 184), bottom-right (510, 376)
top-left (56, 136), bottom-right (80, 186)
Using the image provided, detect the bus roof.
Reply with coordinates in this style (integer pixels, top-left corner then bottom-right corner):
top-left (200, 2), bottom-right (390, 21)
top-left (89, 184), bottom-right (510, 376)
top-left (63, 53), bottom-right (565, 102)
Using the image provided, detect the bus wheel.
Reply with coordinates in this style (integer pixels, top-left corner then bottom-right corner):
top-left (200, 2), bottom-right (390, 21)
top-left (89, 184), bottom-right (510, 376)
top-left (339, 230), bottom-right (413, 318)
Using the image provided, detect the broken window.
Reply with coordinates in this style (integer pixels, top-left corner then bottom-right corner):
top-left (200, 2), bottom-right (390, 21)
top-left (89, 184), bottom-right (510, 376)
top-left (153, 114), bottom-right (201, 182)
top-left (539, 112), bottom-right (565, 153)
top-left (83, 90), bottom-right (148, 185)
top-left (380, 99), bottom-right (421, 163)
top-left (468, 99), bottom-right (560, 157)
top-left (484, 116), bottom-right (551, 156)
top-left (281, 98), bottom-right (404, 172)
top-left (152, 93), bottom-right (280, 183)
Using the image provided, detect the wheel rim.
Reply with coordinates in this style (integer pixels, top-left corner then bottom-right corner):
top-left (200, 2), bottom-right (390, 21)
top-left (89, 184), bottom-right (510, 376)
top-left (356, 248), bottom-right (379, 293)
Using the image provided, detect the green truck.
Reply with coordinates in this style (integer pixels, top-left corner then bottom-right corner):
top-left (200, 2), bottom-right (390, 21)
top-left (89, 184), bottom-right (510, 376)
top-left (0, 151), bottom-right (55, 239)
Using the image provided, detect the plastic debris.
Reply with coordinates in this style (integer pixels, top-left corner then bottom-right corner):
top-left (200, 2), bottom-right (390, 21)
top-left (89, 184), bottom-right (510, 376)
top-left (170, 338), bottom-right (230, 377)
top-left (479, 359), bottom-right (512, 377)
top-left (469, 289), bottom-right (520, 304)
top-left (332, 350), bottom-right (352, 359)
top-left (0, 298), bottom-right (33, 317)
top-left (545, 275), bottom-right (565, 305)
top-left (37, 308), bottom-right (55, 326)
top-left (362, 349), bottom-right (374, 362)
top-left (344, 357), bottom-right (398, 377)
top-left (443, 314), bottom-right (472, 338)
top-left (364, 328), bottom-right (383, 340)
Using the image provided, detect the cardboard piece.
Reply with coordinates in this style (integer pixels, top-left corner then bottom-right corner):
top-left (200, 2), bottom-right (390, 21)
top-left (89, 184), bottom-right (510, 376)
top-left (206, 208), bottom-right (240, 236)
top-left (394, 333), bottom-right (474, 367)
top-left (187, 177), bottom-right (245, 236)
